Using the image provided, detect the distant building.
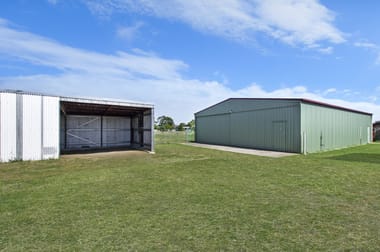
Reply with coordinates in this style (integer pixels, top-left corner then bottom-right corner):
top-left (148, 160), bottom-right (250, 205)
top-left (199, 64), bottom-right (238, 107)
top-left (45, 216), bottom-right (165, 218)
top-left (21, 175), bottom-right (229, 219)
top-left (374, 121), bottom-right (380, 141)
top-left (195, 98), bottom-right (372, 154)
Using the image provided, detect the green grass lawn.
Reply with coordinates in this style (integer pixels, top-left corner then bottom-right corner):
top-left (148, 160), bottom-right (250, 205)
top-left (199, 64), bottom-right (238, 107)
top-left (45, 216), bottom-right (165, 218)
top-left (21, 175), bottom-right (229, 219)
top-left (1, 136), bottom-right (380, 251)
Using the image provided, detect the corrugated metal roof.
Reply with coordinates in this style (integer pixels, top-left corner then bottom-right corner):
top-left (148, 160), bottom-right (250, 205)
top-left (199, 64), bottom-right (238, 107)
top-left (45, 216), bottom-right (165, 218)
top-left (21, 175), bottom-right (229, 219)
top-left (60, 96), bottom-right (153, 108)
top-left (0, 89), bottom-right (60, 97)
top-left (60, 101), bottom-right (150, 116)
top-left (195, 98), bottom-right (372, 116)
top-left (0, 89), bottom-right (153, 108)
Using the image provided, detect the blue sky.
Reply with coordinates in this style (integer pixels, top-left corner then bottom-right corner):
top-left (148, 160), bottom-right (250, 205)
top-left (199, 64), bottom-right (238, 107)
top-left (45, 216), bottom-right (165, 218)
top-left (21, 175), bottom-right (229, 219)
top-left (1, 0), bottom-right (380, 123)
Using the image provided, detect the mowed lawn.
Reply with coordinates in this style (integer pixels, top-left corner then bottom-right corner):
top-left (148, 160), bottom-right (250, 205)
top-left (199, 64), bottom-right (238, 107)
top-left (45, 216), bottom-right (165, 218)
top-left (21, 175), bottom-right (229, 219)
top-left (1, 134), bottom-right (380, 251)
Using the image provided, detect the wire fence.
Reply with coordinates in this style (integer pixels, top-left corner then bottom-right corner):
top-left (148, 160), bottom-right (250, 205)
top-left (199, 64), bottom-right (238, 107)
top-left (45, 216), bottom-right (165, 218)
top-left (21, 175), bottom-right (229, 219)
top-left (155, 130), bottom-right (195, 144)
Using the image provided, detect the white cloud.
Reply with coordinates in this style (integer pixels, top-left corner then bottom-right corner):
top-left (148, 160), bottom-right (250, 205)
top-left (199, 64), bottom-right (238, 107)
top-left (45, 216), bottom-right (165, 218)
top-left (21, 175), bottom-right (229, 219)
top-left (254, 0), bottom-right (344, 46)
top-left (0, 18), bottom-right (379, 123)
top-left (116, 22), bottom-right (144, 42)
top-left (0, 19), bottom-right (186, 79)
top-left (354, 40), bottom-right (380, 65)
top-left (83, 0), bottom-right (345, 50)
top-left (318, 46), bottom-right (333, 54)
top-left (354, 41), bottom-right (378, 49)
top-left (323, 88), bottom-right (337, 95)
top-left (213, 71), bottom-right (229, 85)
top-left (369, 96), bottom-right (377, 102)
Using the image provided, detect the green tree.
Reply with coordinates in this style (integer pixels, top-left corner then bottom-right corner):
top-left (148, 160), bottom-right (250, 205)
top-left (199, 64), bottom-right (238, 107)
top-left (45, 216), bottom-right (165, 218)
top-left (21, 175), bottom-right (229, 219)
top-left (176, 122), bottom-right (187, 131)
top-left (156, 115), bottom-right (175, 131)
top-left (187, 119), bottom-right (195, 130)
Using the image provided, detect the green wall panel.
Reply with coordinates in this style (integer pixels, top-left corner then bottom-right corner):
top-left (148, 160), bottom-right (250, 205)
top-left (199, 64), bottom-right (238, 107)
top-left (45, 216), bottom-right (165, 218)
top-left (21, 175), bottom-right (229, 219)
top-left (196, 100), bottom-right (301, 153)
top-left (195, 113), bottom-right (230, 145)
top-left (300, 103), bottom-right (372, 153)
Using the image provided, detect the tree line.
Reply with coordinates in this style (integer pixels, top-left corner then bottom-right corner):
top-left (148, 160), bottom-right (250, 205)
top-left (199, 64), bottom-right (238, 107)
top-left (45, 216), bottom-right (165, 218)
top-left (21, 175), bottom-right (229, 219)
top-left (155, 115), bottom-right (195, 131)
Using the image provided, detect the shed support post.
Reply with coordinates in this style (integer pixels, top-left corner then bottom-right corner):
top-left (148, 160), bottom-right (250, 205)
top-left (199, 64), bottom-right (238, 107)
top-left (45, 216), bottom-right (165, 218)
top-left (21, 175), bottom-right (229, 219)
top-left (150, 108), bottom-right (154, 152)
top-left (64, 114), bottom-right (67, 150)
top-left (139, 112), bottom-right (144, 147)
top-left (100, 115), bottom-right (103, 148)
top-left (130, 116), bottom-right (134, 146)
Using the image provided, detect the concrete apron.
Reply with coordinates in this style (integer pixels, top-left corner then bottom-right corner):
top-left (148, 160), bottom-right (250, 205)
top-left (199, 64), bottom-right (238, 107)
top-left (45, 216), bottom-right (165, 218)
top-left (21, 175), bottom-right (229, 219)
top-left (183, 143), bottom-right (297, 158)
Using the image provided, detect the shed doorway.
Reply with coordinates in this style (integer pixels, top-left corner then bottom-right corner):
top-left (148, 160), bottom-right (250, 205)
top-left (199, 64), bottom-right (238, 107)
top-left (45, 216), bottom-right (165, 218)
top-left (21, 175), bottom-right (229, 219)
top-left (60, 99), bottom-right (153, 153)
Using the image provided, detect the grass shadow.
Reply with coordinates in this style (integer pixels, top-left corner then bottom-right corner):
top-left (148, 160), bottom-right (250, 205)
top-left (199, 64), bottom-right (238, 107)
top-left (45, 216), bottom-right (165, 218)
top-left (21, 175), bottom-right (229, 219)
top-left (329, 153), bottom-right (380, 164)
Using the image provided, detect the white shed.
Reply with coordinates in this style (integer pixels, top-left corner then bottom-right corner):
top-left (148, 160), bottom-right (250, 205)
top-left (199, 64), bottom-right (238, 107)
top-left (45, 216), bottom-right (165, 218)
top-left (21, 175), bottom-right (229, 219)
top-left (0, 90), bottom-right (154, 162)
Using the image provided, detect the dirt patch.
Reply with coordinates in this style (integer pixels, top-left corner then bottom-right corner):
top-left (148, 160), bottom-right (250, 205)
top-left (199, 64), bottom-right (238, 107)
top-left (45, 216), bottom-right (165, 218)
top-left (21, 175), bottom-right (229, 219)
top-left (61, 150), bottom-right (151, 159)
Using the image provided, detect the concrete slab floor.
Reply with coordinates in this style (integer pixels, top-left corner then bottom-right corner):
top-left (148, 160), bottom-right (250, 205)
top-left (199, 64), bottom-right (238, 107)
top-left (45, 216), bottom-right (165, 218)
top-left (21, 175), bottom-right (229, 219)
top-left (183, 143), bottom-right (297, 158)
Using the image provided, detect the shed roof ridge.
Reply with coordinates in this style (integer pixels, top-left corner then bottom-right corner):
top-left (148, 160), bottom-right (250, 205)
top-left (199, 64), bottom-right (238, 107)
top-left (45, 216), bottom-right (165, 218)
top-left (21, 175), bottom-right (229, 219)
top-left (195, 97), bottom-right (372, 116)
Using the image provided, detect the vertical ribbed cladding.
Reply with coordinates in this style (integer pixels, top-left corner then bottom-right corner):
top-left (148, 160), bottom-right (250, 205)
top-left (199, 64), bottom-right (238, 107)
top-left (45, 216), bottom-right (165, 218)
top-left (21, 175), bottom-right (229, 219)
top-left (16, 93), bottom-right (23, 160)
top-left (0, 93), bottom-right (17, 161)
top-left (150, 108), bottom-right (155, 152)
top-left (102, 116), bottom-right (131, 147)
top-left (21, 93), bottom-right (42, 160)
top-left (65, 115), bottom-right (101, 149)
top-left (132, 116), bottom-right (139, 145)
top-left (0, 92), bottom-right (60, 162)
top-left (300, 102), bottom-right (372, 153)
top-left (143, 109), bottom-right (152, 149)
top-left (195, 99), bottom-right (301, 153)
top-left (42, 96), bottom-right (60, 159)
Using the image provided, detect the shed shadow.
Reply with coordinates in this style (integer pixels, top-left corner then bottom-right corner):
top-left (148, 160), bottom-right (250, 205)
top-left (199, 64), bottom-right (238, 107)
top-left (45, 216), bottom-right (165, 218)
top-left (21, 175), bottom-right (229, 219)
top-left (329, 153), bottom-right (380, 164)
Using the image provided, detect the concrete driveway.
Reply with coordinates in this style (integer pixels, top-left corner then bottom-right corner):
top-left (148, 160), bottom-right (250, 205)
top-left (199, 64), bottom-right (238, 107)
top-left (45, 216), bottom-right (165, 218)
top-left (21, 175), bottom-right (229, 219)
top-left (184, 143), bottom-right (297, 158)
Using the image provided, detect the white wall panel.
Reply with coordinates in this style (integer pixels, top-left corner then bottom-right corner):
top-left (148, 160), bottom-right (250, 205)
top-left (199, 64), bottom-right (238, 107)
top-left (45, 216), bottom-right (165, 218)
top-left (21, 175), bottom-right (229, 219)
top-left (22, 94), bottom-right (42, 161)
top-left (0, 93), bottom-right (17, 162)
top-left (42, 96), bottom-right (60, 159)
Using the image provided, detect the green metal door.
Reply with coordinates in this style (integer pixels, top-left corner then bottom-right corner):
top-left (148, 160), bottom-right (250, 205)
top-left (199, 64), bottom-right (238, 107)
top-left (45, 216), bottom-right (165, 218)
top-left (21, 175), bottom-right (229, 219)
top-left (273, 121), bottom-right (287, 151)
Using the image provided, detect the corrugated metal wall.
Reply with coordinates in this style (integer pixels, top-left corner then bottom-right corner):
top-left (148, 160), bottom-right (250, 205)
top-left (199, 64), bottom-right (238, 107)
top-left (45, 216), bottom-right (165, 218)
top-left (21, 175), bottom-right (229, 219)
top-left (300, 103), bottom-right (372, 153)
top-left (21, 94), bottom-right (42, 160)
top-left (20, 94), bottom-right (60, 161)
top-left (103, 116), bottom-right (131, 147)
top-left (196, 114), bottom-right (230, 146)
top-left (0, 92), bottom-right (60, 162)
top-left (0, 93), bottom-right (17, 162)
top-left (42, 96), bottom-right (60, 159)
top-left (65, 115), bottom-right (101, 149)
top-left (62, 115), bottom-right (131, 150)
top-left (196, 100), bottom-right (301, 153)
top-left (132, 116), bottom-right (140, 144)
top-left (143, 110), bottom-right (152, 147)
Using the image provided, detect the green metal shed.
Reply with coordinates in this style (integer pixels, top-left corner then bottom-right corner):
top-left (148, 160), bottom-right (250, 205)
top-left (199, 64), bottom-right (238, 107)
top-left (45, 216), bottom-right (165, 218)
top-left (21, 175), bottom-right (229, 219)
top-left (195, 98), bottom-right (372, 154)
